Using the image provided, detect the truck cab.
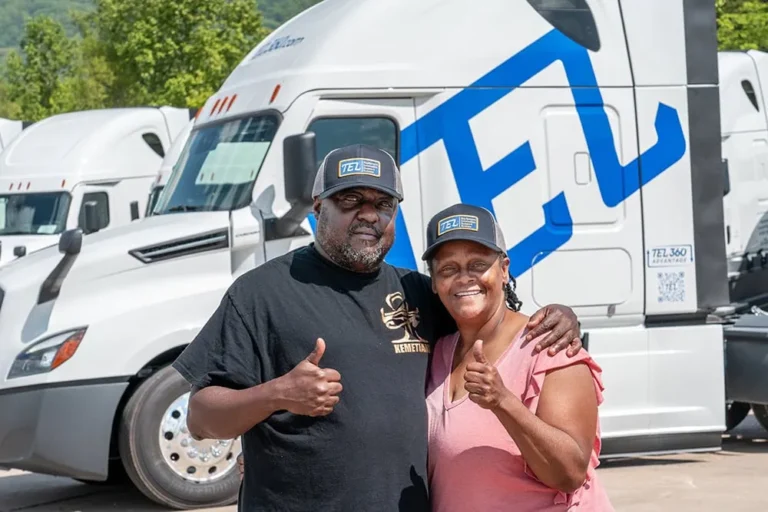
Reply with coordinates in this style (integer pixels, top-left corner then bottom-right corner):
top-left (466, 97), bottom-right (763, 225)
top-left (718, 50), bottom-right (768, 303)
top-left (0, 107), bottom-right (192, 266)
top-left (714, 50), bottom-right (768, 432)
top-left (0, 0), bottom-right (729, 509)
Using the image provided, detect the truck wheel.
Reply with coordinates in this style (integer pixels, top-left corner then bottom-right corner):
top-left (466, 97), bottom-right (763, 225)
top-left (118, 365), bottom-right (242, 509)
top-left (752, 403), bottom-right (768, 433)
top-left (726, 402), bottom-right (751, 431)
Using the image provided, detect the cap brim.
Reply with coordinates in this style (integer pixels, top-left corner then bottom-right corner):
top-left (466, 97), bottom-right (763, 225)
top-left (421, 235), bottom-right (504, 261)
top-left (316, 182), bottom-right (404, 202)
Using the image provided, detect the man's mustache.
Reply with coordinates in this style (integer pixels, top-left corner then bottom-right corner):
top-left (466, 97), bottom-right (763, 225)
top-left (348, 222), bottom-right (383, 238)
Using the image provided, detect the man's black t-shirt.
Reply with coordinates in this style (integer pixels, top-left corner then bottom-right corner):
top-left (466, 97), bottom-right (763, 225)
top-left (172, 244), bottom-right (456, 511)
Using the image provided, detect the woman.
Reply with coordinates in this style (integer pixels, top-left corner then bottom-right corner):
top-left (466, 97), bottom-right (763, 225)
top-left (423, 203), bottom-right (614, 511)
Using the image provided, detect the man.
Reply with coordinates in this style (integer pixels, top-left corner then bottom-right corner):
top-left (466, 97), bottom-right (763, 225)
top-left (172, 144), bottom-right (582, 511)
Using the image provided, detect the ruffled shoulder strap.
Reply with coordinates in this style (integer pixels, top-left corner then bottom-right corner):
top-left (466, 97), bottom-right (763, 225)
top-left (521, 334), bottom-right (605, 412)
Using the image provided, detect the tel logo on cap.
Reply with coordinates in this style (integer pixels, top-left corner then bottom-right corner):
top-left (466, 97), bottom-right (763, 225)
top-left (338, 158), bottom-right (381, 178)
top-left (438, 214), bottom-right (479, 236)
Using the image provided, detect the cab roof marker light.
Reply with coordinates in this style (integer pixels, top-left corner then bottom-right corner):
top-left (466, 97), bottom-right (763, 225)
top-left (226, 94), bottom-right (238, 112)
top-left (217, 96), bottom-right (230, 114)
top-left (210, 98), bottom-right (222, 116)
top-left (269, 84), bottom-right (281, 104)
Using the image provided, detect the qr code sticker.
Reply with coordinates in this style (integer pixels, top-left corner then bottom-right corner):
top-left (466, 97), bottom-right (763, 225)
top-left (657, 271), bottom-right (685, 303)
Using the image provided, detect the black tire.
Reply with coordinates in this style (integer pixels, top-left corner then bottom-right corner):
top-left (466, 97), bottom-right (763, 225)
top-left (752, 403), bottom-right (768, 433)
top-left (118, 365), bottom-right (241, 509)
top-left (726, 402), bottom-right (751, 431)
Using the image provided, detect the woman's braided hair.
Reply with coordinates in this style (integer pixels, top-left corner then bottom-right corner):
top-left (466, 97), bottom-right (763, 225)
top-left (501, 254), bottom-right (523, 312)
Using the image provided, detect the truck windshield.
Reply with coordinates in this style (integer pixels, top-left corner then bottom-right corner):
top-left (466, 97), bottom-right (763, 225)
top-left (0, 192), bottom-right (71, 235)
top-left (154, 114), bottom-right (280, 214)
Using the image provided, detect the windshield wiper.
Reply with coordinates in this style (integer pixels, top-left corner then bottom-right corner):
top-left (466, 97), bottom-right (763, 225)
top-left (165, 205), bottom-right (206, 213)
top-left (0, 231), bottom-right (34, 235)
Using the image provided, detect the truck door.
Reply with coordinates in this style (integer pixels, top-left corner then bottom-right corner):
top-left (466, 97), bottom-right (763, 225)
top-left (401, 0), bottom-right (650, 440)
top-left (267, 98), bottom-right (422, 268)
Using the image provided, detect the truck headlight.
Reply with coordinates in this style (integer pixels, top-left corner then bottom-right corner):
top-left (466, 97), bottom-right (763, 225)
top-left (8, 328), bottom-right (87, 379)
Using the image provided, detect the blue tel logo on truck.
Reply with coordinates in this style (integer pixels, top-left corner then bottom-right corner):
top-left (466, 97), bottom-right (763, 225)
top-left (311, 28), bottom-right (687, 275)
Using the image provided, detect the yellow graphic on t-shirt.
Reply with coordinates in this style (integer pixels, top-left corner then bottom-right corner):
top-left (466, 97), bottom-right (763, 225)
top-left (380, 292), bottom-right (431, 354)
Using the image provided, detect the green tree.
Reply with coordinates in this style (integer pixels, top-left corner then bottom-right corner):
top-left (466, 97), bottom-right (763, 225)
top-left (0, 0), bottom-right (92, 49)
top-left (82, 0), bottom-right (269, 108)
top-left (0, 15), bottom-right (112, 120)
top-left (259, 0), bottom-right (322, 29)
top-left (3, 16), bottom-right (78, 120)
top-left (717, 0), bottom-right (768, 50)
top-left (0, 80), bottom-right (22, 119)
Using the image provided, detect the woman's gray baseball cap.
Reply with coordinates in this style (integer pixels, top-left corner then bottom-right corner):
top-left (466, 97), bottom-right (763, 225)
top-left (422, 203), bottom-right (508, 261)
top-left (311, 144), bottom-right (404, 202)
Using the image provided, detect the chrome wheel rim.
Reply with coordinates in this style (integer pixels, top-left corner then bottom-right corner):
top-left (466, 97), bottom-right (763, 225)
top-left (158, 391), bottom-right (242, 483)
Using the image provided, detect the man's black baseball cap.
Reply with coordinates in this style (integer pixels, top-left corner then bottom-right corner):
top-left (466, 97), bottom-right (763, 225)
top-left (422, 203), bottom-right (507, 261)
top-left (311, 144), bottom-right (404, 201)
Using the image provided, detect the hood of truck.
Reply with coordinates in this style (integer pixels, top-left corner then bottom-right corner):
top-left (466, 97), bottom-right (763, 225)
top-left (0, 210), bottom-right (230, 363)
top-left (0, 211), bottom-right (237, 387)
top-left (0, 211), bottom-right (230, 291)
top-left (0, 235), bottom-right (59, 267)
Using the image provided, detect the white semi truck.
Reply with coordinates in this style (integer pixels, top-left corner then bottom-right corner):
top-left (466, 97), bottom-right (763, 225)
top-left (0, 0), bottom-right (732, 508)
top-left (0, 107), bottom-right (193, 267)
top-left (714, 50), bottom-right (768, 432)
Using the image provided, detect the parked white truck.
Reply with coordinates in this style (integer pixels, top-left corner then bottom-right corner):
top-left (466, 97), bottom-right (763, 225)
top-left (0, 0), bottom-right (731, 508)
top-left (0, 107), bottom-right (192, 266)
top-left (0, 118), bottom-right (25, 151)
top-left (714, 50), bottom-right (768, 432)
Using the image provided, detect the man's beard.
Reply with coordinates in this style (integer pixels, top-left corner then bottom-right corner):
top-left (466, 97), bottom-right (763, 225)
top-left (316, 209), bottom-right (393, 273)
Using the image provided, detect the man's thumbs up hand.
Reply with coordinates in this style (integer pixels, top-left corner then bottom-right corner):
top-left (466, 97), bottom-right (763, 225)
top-left (276, 338), bottom-right (343, 417)
top-left (306, 337), bottom-right (326, 366)
top-left (465, 340), bottom-right (510, 410)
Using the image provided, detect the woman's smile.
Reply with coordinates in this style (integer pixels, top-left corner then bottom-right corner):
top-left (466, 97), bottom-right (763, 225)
top-left (454, 289), bottom-right (484, 299)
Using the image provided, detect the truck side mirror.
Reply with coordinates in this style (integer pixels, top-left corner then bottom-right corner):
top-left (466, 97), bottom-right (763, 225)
top-left (723, 158), bottom-right (731, 196)
top-left (266, 132), bottom-right (317, 241)
top-left (283, 132), bottom-right (317, 207)
top-left (58, 228), bottom-right (83, 256)
top-left (13, 246), bottom-right (26, 258)
top-left (84, 201), bottom-right (103, 234)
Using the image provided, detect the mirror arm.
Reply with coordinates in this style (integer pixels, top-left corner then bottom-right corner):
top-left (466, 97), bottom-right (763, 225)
top-left (38, 229), bottom-right (83, 304)
top-left (38, 253), bottom-right (78, 304)
top-left (264, 204), bottom-right (312, 241)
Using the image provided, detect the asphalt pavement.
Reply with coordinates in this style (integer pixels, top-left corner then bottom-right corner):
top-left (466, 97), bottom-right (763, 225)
top-left (1, 415), bottom-right (767, 511)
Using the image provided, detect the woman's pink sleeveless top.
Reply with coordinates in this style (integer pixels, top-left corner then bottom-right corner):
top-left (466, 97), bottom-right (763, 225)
top-left (425, 328), bottom-right (615, 511)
